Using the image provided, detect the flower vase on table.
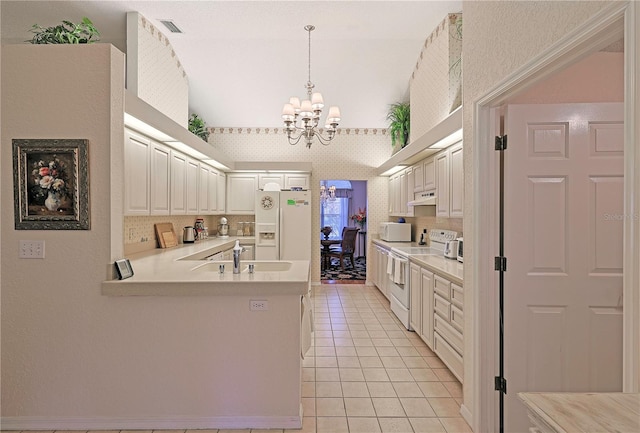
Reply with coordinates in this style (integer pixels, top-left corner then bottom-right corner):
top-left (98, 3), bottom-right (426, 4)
top-left (350, 207), bottom-right (366, 231)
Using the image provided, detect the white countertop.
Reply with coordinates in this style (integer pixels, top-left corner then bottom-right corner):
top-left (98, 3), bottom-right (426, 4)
top-left (372, 238), bottom-right (463, 285)
top-left (518, 392), bottom-right (640, 433)
top-left (102, 236), bottom-right (310, 296)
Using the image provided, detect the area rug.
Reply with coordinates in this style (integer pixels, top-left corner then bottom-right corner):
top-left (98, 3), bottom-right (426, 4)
top-left (321, 257), bottom-right (367, 282)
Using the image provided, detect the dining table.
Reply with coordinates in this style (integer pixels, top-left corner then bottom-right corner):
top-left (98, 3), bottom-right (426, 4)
top-left (321, 239), bottom-right (341, 270)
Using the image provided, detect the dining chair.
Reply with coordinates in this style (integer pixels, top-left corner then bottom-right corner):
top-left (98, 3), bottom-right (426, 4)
top-left (326, 227), bottom-right (360, 270)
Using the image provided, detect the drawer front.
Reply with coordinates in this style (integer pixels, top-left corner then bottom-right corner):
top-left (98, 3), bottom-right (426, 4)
top-left (434, 293), bottom-right (451, 321)
top-left (450, 304), bottom-right (464, 333)
top-left (434, 275), bottom-right (451, 300)
top-left (434, 314), bottom-right (463, 355)
top-left (434, 332), bottom-right (463, 382)
top-left (451, 283), bottom-right (464, 309)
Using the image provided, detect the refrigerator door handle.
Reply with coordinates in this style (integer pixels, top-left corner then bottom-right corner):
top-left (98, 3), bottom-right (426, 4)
top-left (278, 207), bottom-right (282, 259)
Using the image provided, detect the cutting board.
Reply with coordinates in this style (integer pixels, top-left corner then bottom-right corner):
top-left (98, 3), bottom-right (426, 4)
top-left (154, 223), bottom-right (178, 248)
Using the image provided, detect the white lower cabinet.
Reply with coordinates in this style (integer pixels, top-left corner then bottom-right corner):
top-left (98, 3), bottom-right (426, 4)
top-left (373, 244), bottom-right (390, 300)
top-left (420, 268), bottom-right (434, 349)
top-left (410, 264), bottom-right (422, 334)
top-left (433, 274), bottom-right (464, 382)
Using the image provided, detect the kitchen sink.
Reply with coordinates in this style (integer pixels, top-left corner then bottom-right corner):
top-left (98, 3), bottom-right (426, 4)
top-left (191, 261), bottom-right (292, 273)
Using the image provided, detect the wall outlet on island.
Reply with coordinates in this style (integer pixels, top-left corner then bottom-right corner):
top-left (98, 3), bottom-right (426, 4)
top-left (250, 300), bottom-right (269, 311)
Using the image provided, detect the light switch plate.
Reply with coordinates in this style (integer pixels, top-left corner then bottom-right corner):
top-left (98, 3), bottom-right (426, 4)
top-left (19, 240), bottom-right (45, 259)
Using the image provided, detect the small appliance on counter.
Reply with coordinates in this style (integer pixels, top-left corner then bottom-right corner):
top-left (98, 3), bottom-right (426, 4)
top-left (217, 217), bottom-right (229, 238)
top-left (444, 239), bottom-right (458, 259)
top-left (379, 222), bottom-right (411, 242)
top-left (183, 226), bottom-right (197, 243)
top-left (457, 237), bottom-right (463, 262)
top-left (418, 229), bottom-right (428, 245)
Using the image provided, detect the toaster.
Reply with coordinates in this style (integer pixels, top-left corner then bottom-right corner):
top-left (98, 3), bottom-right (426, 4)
top-left (444, 240), bottom-right (458, 259)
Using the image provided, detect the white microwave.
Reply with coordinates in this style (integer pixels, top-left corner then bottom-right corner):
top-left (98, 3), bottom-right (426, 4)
top-left (379, 222), bottom-right (411, 242)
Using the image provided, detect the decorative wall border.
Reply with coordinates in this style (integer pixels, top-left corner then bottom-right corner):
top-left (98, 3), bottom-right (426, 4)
top-left (411, 13), bottom-right (462, 82)
top-left (209, 127), bottom-right (389, 136)
top-left (139, 16), bottom-right (188, 80)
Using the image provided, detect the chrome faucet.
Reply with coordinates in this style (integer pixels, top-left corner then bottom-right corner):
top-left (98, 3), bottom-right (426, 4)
top-left (233, 240), bottom-right (246, 274)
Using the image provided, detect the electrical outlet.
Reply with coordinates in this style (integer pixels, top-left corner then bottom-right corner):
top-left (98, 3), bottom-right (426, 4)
top-left (19, 240), bottom-right (45, 259)
top-left (250, 300), bottom-right (269, 311)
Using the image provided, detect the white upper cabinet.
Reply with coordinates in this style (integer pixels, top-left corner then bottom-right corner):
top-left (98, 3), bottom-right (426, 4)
top-left (170, 151), bottom-right (187, 214)
top-left (423, 157), bottom-right (436, 192)
top-left (226, 173), bottom-right (258, 214)
top-left (217, 172), bottom-right (226, 213)
top-left (124, 130), bottom-right (151, 215)
top-left (208, 168), bottom-right (219, 214)
top-left (198, 163), bottom-right (211, 214)
top-left (185, 157), bottom-right (199, 215)
top-left (284, 173), bottom-right (310, 190)
top-left (449, 142), bottom-right (464, 218)
top-left (435, 150), bottom-right (450, 218)
top-left (149, 141), bottom-right (171, 215)
top-left (412, 163), bottom-right (424, 193)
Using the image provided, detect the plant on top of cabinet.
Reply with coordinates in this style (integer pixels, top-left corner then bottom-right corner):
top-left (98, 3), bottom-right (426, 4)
top-left (387, 101), bottom-right (410, 151)
top-left (188, 113), bottom-right (210, 142)
top-left (27, 17), bottom-right (100, 44)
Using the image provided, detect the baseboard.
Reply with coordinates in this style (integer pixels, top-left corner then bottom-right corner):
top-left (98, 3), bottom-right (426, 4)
top-left (0, 414), bottom-right (303, 430)
top-left (460, 403), bottom-right (473, 429)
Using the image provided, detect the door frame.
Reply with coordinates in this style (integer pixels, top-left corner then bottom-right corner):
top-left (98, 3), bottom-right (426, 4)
top-left (472, 2), bottom-right (639, 432)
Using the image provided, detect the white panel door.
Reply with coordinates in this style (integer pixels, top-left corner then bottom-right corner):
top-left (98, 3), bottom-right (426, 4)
top-left (504, 103), bottom-right (624, 432)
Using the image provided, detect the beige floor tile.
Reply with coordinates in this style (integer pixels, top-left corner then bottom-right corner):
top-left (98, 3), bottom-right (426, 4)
top-left (314, 346), bottom-right (336, 357)
top-left (350, 330), bottom-right (370, 338)
top-left (121, 431), bottom-right (152, 433)
top-left (372, 338), bottom-right (395, 347)
top-left (349, 324), bottom-right (367, 331)
top-left (381, 356), bottom-right (406, 368)
top-left (303, 367), bottom-right (315, 381)
top-left (424, 356), bottom-right (446, 369)
top-left (219, 430), bottom-right (249, 433)
top-left (409, 417), bottom-right (446, 433)
top-left (392, 381), bottom-right (424, 397)
top-left (302, 396), bottom-right (316, 416)
top-left (334, 338), bottom-right (355, 347)
top-left (315, 330), bottom-right (333, 338)
top-left (347, 417), bottom-right (382, 433)
top-left (368, 330), bottom-right (389, 339)
top-left (353, 338), bottom-right (374, 347)
top-left (316, 367), bottom-right (340, 382)
top-left (356, 346), bottom-right (379, 357)
top-left (433, 368), bottom-right (457, 382)
top-left (391, 338), bottom-right (414, 347)
top-left (396, 346), bottom-right (421, 357)
top-left (315, 356), bottom-right (338, 368)
top-left (427, 398), bottom-right (461, 417)
top-left (418, 381), bottom-right (452, 398)
top-left (338, 381), bottom-right (367, 397)
top-left (250, 429), bottom-right (283, 433)
top-left (86, 431), bottom-right (118, 433)
top-left (316, 416), bottom-right (348, 433)
top-left (302, 381), bottom-right (316, 397)
top-left (363, 367), bottom-right (391, 381)
top-left (335, 346), bottom-right (358, 357)
top-left (365, 324), bottom-right (384, 331)
top-left (316, 381), bottom-right (343, 397)
top-left (332, 324), bottom-right (350, 331)
top-left (443, 381), bottom-right (462, 398)
top-left (344, 397), bottom-right (376, 417)
top-left (378, 417), bottom-right (414, 433)
top-left (402, 356), bottom-right (429, 368)
top-left (439, 417), bottom-right (473, 433)
top-left (315, 338), bottom-right (335, 347)
top-left (333, 330), bottom-right (351, 339)
top-left (399, 397), bottom-right (436, 417)
top-left (285, 416), bottom-right (316, 433)
top-left (410, 368), bottom-right (439, 381)
top-left (416, 346), bottom-right (437, 357)
top-left (372, 397), bottom-right (406, 417)
top-left (314, 323), bottom-right (332, 331)
top-left (337, 356), bottom-right (361, 368)
top-left (303, 356), bottom-right (315, 367)
top-left (339, 367), bottom-right (365, 381)
top-left (386, 368), bottom-right (414, 382)
top-left (358, 356), bottom-right (382, 368)
top-left (367, 382), bottom-right (398, 397)
top-left (316, 397), bottom-right (346, 416)
top-left (376, 346), bottom-right (400, 356)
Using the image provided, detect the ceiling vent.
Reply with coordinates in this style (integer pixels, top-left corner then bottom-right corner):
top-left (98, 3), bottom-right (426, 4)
top-left (159, 20), bottom-right (183, 34)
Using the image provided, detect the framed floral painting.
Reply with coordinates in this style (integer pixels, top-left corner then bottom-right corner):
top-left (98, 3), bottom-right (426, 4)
top-left (13, 139), bottom-right (90, 230)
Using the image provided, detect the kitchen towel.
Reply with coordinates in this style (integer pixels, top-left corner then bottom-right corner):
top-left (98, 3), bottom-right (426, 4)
top-left (387, 254), bottom-right (394, 275)
top-left (393, 257), bottom-right (406, 285)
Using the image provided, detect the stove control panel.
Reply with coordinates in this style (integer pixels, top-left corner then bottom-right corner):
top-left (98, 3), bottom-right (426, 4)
top-left (429, 229), bottom-right (458, 244)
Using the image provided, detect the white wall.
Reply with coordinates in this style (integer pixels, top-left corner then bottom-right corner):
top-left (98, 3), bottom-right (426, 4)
top-left (461, 0), bottom-right (619, 428)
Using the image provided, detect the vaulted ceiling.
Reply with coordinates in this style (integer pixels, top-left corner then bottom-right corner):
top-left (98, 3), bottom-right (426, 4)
top-left (1, 1), bottom-right (462, 128)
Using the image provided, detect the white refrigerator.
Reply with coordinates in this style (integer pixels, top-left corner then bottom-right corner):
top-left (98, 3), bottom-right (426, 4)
top-left (255, 190), bottom-right (311, 260)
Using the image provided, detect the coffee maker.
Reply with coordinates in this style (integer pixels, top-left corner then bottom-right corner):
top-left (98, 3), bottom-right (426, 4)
top-left (217, 217), bottom-right (229, 238)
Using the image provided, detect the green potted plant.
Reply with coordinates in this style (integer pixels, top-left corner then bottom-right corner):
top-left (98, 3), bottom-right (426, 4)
top-left (27, 17), bottom-right (100, 44)
top-left (387, 102), bottom-right (410, 149)
top-left (188, 113), bottom-right (210, 142)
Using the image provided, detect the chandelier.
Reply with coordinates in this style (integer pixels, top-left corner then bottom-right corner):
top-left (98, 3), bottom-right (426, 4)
top-left (320, 184), bottom-right (336, 206)
top-left (281, 25), bottom-right (341, 148)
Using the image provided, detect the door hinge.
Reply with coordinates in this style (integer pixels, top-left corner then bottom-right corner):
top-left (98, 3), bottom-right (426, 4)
top-left (495, 135), bottom-right (508, 151)
top-left (494, 256), bottom-right (507, 272)
top-left (495, 376), bottom-right (507, 394)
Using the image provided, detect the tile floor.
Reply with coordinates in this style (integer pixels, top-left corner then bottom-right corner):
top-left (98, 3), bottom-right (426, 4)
top-left (4, 285), bottom-right (472, 433)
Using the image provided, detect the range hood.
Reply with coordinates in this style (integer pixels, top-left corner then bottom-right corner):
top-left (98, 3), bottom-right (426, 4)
top-left (408, 191), bottom-right (436, 206)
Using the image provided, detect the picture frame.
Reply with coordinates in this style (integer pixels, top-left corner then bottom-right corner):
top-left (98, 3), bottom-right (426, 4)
top-left (13, 139), bottom-right (90, 230)
top-left (114, 259), bottom-right (134, 280)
